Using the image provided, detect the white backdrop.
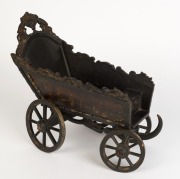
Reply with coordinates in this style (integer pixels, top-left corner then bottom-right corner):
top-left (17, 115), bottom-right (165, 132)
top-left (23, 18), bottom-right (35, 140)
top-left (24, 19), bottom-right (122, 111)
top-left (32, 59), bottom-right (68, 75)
top-left (0, 0), bottom-right (179, 178)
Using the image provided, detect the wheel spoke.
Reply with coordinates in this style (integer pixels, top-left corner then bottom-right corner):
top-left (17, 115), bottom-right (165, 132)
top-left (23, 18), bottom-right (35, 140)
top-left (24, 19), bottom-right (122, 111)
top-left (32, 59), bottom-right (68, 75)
top-left (33, 131), bottom-right (40, 138)
top-left (43, 132), bottom-right (46, 147)
top-left (105, 145), bottom-right (116, 150)
top-left (126, 157), bottom-right (133, 166)
top-left (49, 113), bottom-right (59, 126)
top-left (129, 143), bottom-right (137, 148)
top-left (30, 119), bottom-right (38, 124)
top-left (43, 105), bottom-right (47, 119)
top-left (34, 107), bottom-right (42, 120)
top-left (107, 153), bottom-right (116, 159)
top-left (139, 125), bottom-right (148, 130)
top-left (129, 152), bottom-right (141, 157)
top-left (47, 130), bottom-right (57, 145)
top-left (50, 127), bottom-right (60, 133)
top-left (117, 158), bottom-right (121, 167)
top-left (111, 136), bottom-right (119, 145)
top-left (123, 136), bottom-right (129, 144)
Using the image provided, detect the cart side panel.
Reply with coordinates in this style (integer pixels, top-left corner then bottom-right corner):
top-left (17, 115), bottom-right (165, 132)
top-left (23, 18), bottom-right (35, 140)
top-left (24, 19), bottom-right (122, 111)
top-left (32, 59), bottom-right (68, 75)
top-left (27, 71), bottom-right (131, 126)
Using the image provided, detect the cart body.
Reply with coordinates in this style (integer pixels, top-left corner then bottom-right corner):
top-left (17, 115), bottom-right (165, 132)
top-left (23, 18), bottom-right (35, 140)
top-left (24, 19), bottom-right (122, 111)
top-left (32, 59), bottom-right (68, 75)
top-left (13, 27), bottom-right (154, 130)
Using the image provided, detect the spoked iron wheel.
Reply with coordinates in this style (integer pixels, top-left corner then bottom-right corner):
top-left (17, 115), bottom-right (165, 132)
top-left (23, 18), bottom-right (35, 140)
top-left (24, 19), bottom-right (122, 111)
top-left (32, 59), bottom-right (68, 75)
top-left (100, 130), bottom-right (145, 172)
top-left (26, 99), bottom-right (66, 152)
top-left (135, 116), bottom-right (152, 136)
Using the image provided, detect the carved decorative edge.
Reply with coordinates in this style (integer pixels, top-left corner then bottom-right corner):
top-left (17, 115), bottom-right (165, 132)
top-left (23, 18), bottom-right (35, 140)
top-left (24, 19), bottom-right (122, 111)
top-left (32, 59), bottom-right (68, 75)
top-left (16, 12), bottom-right (62, 56)
top-left (11, 54), bottom-right (130, 102)
top-left (129, 71), bottom-right (154, 86)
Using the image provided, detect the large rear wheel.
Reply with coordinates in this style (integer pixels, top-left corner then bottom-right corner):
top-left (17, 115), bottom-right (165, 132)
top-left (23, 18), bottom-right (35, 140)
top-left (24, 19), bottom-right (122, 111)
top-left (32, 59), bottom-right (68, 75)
top-left (26, 99), bottom-right (66, 152)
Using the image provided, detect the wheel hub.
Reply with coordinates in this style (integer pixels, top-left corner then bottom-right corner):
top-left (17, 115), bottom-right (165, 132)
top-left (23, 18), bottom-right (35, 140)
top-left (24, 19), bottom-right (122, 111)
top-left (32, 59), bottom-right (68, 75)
top-left (37, 121), bottom-right (47, 132)
top-left (116, 144), bottom-right (129, 158)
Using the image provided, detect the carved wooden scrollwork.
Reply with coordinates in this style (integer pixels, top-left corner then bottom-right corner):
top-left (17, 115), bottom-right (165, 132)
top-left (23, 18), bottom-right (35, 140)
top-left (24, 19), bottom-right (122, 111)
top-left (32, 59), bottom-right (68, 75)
top-left (17, 12), bottom-right (51, 41)
top-left (16, 12), bottom-right (61, 55)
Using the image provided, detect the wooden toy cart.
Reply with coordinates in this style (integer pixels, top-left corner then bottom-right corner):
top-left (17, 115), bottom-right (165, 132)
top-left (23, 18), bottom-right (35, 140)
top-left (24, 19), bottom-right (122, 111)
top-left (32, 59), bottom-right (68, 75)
top-left (11, 12), bottom-right (163, 172)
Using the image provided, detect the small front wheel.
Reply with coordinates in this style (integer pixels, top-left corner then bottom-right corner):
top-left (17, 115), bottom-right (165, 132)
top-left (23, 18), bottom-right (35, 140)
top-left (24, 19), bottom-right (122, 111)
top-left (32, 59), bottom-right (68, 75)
top-left (100, 130), bottom-right (145, 172)
top-left (26, 99), bottom-right (66, 152)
